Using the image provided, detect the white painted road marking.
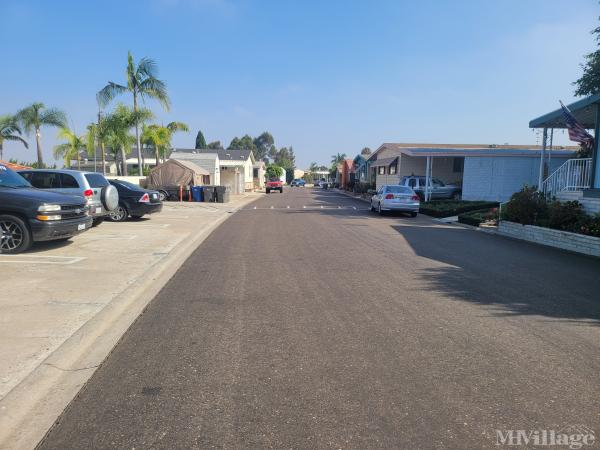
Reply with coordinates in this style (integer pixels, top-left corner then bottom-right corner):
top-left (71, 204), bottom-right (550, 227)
top-left (0, 255), bottom-right (87, 265)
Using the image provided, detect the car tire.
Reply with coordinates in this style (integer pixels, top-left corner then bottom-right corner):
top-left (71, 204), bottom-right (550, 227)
top-left (158, 190), bottom-right (168, 202)
top-left (108, 206), bottom-right (128, 222)
top-left (101, 184), bottom-right (119, 211)
top-left (378, 203), bottom-right (384, 216)
top-left (410, 212), bottom-right (418, 217)
top-left (370, 203), bottom-right (375, 212)
top-left (130, 215), bottom-right (144, 220)
top-left (266, 189), bottom-right (270, 194)
top-left (0, 215), bottom-right (32, 254)
top-left (92, 217), bottom-right (105, 227)
top-left (279, 189), bottom-right (283, 193)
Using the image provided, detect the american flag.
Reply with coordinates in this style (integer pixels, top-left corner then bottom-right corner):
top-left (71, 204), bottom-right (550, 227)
top-left (560, 100), bottom-right (594, 149)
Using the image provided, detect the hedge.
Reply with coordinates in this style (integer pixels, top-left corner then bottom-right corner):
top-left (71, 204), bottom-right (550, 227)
top-left (419, 200), bottom-right (499, 218)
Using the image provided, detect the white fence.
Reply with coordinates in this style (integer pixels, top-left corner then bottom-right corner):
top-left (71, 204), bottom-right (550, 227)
top-left (541, 158), bottom-right (592, 198)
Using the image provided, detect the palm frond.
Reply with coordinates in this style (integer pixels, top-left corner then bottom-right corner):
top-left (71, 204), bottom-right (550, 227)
top-left (40, 108), bottom-right (67, 128)
top-left (137, 57), bottom-right (159, 79)
top-left (139, 77), bottom-right (171, 110)
top-left (97, 82), bottom-right (128, 107)
top-left (2, 134), bottom-right (29, 148)
top-left (166, 121), bottom-right (189, 132)
top-left (16, 103), bottom-right (45, 134)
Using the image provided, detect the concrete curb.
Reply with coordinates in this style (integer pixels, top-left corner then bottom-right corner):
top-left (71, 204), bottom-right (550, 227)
top-left (334, 189), bottom-right (371, 204)
top-left (0, 196), bottom-right (261, 450)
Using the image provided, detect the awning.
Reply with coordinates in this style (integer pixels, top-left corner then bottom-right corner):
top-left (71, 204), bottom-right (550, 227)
top-left (529, 93), bottom-right (600, 129)
top-left (370, 157), bottom-right (398, 167)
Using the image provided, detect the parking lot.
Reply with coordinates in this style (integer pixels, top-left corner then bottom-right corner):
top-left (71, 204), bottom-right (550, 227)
top-left (0, 194), bottom-right (262, 449)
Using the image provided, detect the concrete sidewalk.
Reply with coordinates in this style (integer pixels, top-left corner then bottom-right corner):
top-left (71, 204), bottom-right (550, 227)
top-left (0, 193), bottom-right (261, 450)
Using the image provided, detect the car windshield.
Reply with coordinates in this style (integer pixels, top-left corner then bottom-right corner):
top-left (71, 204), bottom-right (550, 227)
top-left (0, 165), bottom-right (32, 188)
top-left (269, 178), bottom-right (280, 182)
top-left (385, 186), bottom-right (413, 194)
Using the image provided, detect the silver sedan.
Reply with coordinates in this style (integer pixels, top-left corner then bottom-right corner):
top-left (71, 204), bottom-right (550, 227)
top-left (370, 185), bottom-right (420, 216)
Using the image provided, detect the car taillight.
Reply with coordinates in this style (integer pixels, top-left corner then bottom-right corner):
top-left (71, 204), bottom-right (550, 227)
top-left (139, 193), bottom-right (150, 203)
top-left (83, 189), bottom-right (93, 198)
top-left (385, 194), bottom-right (394, 199)
top-left (411, 195), bottom-right (420, 201)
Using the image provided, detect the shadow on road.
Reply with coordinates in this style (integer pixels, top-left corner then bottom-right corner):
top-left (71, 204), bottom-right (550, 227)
top-left (394, 223), bottom-right (600, 325)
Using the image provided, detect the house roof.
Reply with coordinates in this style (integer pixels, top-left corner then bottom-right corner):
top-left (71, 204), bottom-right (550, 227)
top-left (529, 93), bottom-right (600, 129)
top-left (368, 143), bottom-right (578, 160)
top-left (370, 156), bottom-right (398, 167)
top-left (0, 160), bottom-right (31, 170)
top-left (173, 148), bottom-right (255, 163)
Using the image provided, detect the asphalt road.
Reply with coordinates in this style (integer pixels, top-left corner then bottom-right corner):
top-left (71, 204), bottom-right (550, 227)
top-left (38, 188), bottom-right (600, 449)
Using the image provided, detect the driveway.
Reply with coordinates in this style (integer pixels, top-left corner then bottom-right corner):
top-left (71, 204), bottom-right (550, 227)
top-left (37, 188), bottom-right (600, 449)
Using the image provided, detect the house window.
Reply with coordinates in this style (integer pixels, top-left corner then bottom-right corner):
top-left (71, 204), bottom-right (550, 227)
top-left (389, 164), bottom-right (397, 175)
top-left (453, 157), bottom-right (464, 173)
top-left (378, 166), bottom-right (386, 175)
top-left (253, 168), bottom-right (259, 178)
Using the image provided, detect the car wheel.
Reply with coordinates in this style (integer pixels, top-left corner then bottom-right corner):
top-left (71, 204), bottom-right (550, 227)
top-left (101, 184), bottom-right (119, 211)
top-left (410, 212), bottom-right (418, 217)
top-left (266, 189), bottom-right (270, 194)
top-left (130, 215), bottom-right (144, 220)
top-left (0, 215), bottom-right (32, 254)
top-left (92, 217), bottom-right (105, 227)
top-left (108, 206), bottom-right (128, 222)
top-left (158, 190), bottom-right (168, 202)
top-left (378, 203), bottom-right (384, 216)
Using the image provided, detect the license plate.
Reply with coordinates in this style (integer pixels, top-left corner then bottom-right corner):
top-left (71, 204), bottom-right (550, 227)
top-left (96, 207), bottom-right (102, 214)
top-left (77, 223), bottom-right (86, 231)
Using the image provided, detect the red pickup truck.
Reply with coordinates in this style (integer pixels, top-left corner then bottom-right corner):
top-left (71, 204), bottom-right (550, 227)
top-left (266, 178), bottom-right (283, 194)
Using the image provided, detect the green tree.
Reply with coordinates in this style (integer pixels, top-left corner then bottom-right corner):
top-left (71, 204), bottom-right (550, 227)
top-left (98, 51), bottom-right (170, 175)
top-left (574, 20), bottom-right (600, 96)
top-left (228, 134), bottom-right (257, 152)
top-left (265, 164), bottom-right (284, 179)
top-left (53, 127), bottom-right (86, 169)
top-left (207, 140), bottom-right (223, 149)
top-left (195, 130), bottom-right (207, 149)
top-left (361, 147), bottom-right (372, 156)
top-left (85, 115), bottom-right (111, 175)
top-left (330, 152), bottom-right (347, 169)
top-left (0, 115), bottom-right (28, 161)
top-left (253, 132), bottom-right (274, 161)
top-left (143, 121), bottom-right (189, 164)
top-left (16, 103), bottom-right (67, 166)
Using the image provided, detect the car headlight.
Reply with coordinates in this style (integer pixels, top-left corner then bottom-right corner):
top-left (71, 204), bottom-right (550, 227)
top-left (38, 204), bottom-right (61, 212)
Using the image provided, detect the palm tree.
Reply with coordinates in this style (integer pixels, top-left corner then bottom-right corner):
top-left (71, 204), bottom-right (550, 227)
top-left (0, 115), bottom-right (28, 161)
top-left (97, 51), bottom-right (170, 176)
top-left (53, 128), bottom-right (86, 169)
top-left (85, 113), bottom-right (111, 175)
top-left (16, 103), bottom-right (67, 167)
top-left (308, 162), bottom-right (319, 173)
top-left (330, 152), bottom-right (347, 168)
top-left (142, 121), bottom-right (189, 165)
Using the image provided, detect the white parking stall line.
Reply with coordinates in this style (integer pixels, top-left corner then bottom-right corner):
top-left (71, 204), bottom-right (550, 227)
top-left (0, 255), bottom-right (87, 265)
top-left (81, 234), bottom-right (138, 240)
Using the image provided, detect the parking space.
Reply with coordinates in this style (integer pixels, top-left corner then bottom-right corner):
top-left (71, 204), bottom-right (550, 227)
top-left (0, 195), bottom-right (261, 402)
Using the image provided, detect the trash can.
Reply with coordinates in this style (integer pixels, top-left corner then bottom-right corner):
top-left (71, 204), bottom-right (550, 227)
top-left (203, 186), bottom-right (216, 202)
top-left (191, 186), bottom-right (203, 202)
top-left (222, 186), bottom-right (231, 203)
top-left (215, 186), bottom-right (227, 203)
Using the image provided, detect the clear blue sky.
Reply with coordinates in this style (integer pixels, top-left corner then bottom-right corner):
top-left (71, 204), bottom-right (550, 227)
top-left (1, 0), bottom-right (598, 168)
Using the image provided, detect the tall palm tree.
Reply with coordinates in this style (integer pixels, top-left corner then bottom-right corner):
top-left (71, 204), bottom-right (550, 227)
top-left (142, 121), bottom-right (189, 165)
top-left (16, 103), bottom-right (67, 167)
top-left (85, 113), bottom-right (110, 175)
top-left (0, 115), bottom-right (28, 161)
top-left (97, 51), bottom-right (170, 176)
top-left (330, 152), bottom-right (347, 168)
top-left (308, 162), bottom-right (319, 173)
top-left (53, 128), bottom-right (86, 169)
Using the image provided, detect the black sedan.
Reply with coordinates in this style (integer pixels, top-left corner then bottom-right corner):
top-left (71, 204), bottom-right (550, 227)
top-left (107, 180), bottom-right (163, 222)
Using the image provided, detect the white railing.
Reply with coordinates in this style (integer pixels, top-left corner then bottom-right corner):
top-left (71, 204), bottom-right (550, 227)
top-left (541, 158), bottom-right (592, 198)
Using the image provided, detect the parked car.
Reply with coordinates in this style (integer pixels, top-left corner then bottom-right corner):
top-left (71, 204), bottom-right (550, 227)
top-left (290, 179), bottom-right (306, 187)
top-left (107, 180), bottom-right (163, 222)
top-left (18, 169), bottom-right (119, 226)
top-left (266, 178), bottom-right (283, 194)
top-left (370, 185), bottom-right (420, 216)
top-left (314, 179), bottom-right (328, 188)
top-left (400, 176), bottom-right (461, 200)
top-left (0, 163), bottom-right (92, 254)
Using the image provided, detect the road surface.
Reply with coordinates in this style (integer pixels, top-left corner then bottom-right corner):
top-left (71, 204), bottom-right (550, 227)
top-left (38, 188), bottom-right (600, 449)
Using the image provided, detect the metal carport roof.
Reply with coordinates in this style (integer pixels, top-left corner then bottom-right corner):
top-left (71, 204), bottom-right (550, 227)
top-left (529, 93), bottom-right (600, 129)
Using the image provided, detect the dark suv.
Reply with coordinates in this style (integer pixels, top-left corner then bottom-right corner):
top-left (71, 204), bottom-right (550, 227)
top-left (0, 164), bottom-right (92, 254)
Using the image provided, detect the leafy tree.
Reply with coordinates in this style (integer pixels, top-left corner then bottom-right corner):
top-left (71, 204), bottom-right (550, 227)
top-left (574, 20), bottom-right (600, 96)
top-left (143, 121), bottom-right (189, 164)
top-left (361, 147), bottom-right (372, 156)
top-left (330, 152), bottom-right (347, 169)
top-left (0, 115), bottom-right (28, 161)
top-left (207, 140), bottom-right (223, 149)
top-left (195, 130), bottom-right (207, 149)
top-left (253, 132), bottom-right (274, 161)
top-left (53, 128), bottom-right (86, 169)
top-left (16, 103), bottom-right (67, 166)
top-left (98, 51), bottom-right (170, 175)
top-left (265, 164), bottom-right (284, 179)
top-left (228, 134), bottom-right (257, 152)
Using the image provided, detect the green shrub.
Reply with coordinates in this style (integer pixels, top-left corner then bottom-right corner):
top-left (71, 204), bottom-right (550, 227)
top-left (501, 186), bottom-right (547, 225)
top-left (546, 200), bottom-right (586, 231)
top-left (420, 200), bottom-right (499, 218)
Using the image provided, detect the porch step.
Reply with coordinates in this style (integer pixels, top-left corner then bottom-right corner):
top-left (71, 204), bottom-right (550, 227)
top-left (556, 191), bottom-right (600, 215)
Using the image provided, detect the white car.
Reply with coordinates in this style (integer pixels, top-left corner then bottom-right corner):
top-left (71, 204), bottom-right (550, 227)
top-left (370, 185), bottom-right (420, 216)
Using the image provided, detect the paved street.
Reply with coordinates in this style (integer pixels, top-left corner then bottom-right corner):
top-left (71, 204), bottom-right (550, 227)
top-left (38, 188), bottom-right (600, 449)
